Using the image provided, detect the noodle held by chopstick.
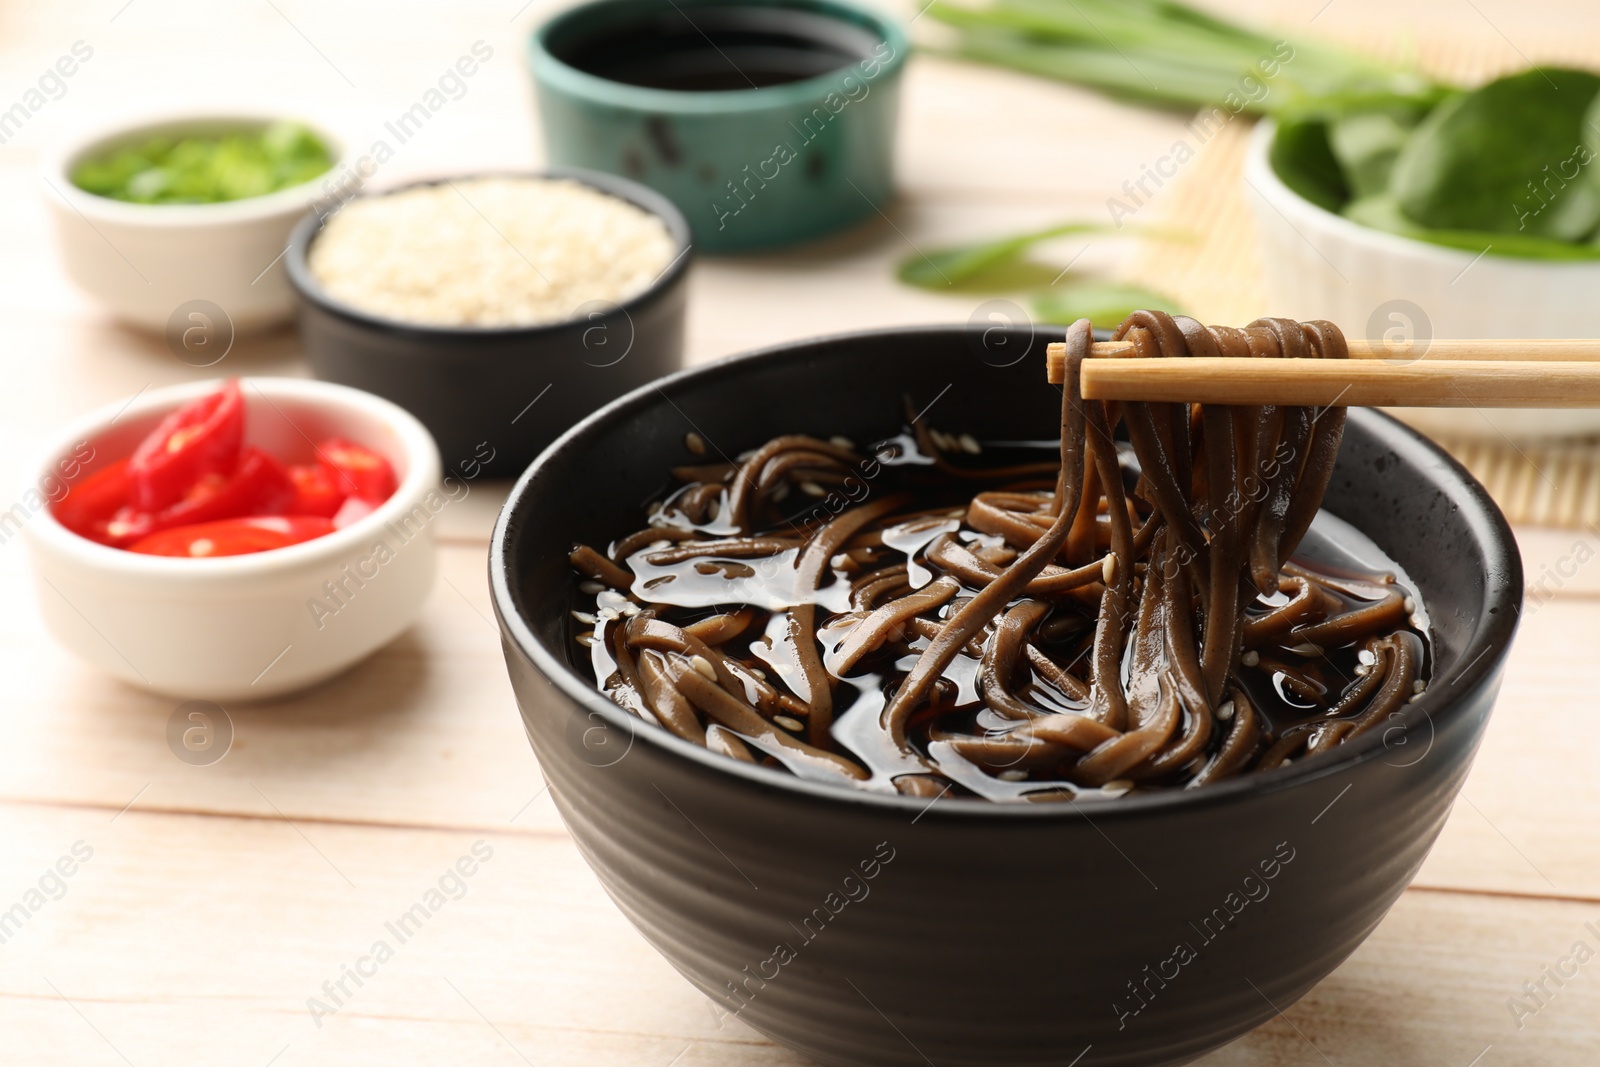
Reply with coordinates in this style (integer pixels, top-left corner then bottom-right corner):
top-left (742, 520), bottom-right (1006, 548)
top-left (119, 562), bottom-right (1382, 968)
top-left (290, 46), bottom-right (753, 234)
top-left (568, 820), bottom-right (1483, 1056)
top-left (569, 313), bottom-right (1428, 800)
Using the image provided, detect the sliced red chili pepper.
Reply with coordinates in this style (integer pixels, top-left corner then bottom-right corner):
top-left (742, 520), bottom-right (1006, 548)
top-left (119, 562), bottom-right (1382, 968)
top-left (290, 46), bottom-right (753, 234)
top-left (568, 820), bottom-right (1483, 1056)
top-left (127, 516), bottom-right (337, 558)
top-left (103, 446), bottom-right (294, 547)
top-left (287, 463), bottom-right (347, 518)
top-left (51, 459), bottom-right (133, 544)
top-left (56, 380), bottom-right (401, 555)
top-left (319, 437), bottom-right (396, 503)
top-left (128, 379), bottom-right (245, 512)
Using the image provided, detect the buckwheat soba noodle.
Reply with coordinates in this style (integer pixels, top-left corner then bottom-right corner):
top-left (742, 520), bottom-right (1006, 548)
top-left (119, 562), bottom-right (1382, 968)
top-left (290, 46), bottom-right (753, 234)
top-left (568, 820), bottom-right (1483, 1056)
top-left (568, 312), bottom-right (1430, 801)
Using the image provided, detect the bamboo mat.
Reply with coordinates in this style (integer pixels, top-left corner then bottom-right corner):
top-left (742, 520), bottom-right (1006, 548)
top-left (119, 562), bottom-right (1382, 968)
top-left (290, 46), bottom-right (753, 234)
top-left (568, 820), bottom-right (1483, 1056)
top-left (1123, 19), bottom-right (1600, 529)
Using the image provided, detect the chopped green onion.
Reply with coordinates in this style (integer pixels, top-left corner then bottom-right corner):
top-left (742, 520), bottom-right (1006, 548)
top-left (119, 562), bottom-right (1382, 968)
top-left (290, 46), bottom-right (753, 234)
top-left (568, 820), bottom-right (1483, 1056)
top-left (72, 121), bottom-right (333, 205)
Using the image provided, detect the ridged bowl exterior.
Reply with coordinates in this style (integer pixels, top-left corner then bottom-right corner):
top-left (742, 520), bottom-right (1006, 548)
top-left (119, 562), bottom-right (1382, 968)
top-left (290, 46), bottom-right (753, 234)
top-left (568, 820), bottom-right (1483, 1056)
top-left (491, 325), bottom-right (1522, 1066)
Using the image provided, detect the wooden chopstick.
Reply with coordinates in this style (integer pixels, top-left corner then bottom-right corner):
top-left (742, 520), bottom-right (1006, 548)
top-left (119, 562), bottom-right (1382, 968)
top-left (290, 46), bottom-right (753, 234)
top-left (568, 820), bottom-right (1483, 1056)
top-left (1078, 338), bottom-right (1600, 362)
top-left (1044, 340), bottom-right (1600, 406)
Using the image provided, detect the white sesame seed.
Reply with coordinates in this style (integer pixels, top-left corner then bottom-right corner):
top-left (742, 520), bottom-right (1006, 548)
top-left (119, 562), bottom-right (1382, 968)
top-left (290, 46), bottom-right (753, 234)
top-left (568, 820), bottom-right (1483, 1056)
top-left (575, 632), bottom-right (596, 647)
top-left (830, 435), bottom-right (855, 450)
top-left (570, 611), bottom-right (597, 624)
top-left (578, 580), bottom-right (605, 595)
top-left (958, 433), bottom-right (982, 455)
top-left (649, 539), bottom-right (671, 550)
top-left (998, 769), bottom-right (1028, 782)
top-left (1216, 701), bottom-right (1235, 721)
top-left (1101, 554), bottom-right (1116, 585)
top-left (684, 431), bottom-right (707, 455)
top-left (306, 177), bottom-right (675, 328)
top-left (1289, 643), bottom-right (1322, 657)
top-left (773, 715), bottom-right (804, 732)
top-left (188, 538), bottom-right (215, 557)
top-left (1241, 650), bottom-right (1260, 667)
top-left (1403, 596), bottom-right (1416, 613)
top-left (1413, 680), bottom-right (1426, 693)
top-left (800, 481), bottom-right (826, 497)
top-left (691, 655), bottom-right (718, 680)
top-left (748, 667), bottom-right (766, 680)
top-left (1101, 779), bottom-right (1133, 796)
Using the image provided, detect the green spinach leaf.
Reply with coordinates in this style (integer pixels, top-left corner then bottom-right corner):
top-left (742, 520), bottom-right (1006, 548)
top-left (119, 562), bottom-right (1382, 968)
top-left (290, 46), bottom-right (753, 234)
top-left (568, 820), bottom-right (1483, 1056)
top-left (1269, 117), bottom-right (1349, 212)
top-left (1344, 193), bottom-right (1600, 259)
top-left (898, 222), bottom-right (1126, 290)
top-left (1033, 282), bottom-right (1184, 330)
top-left (1389, 67), bottom-right (1600, 240)
top-left (1327, 110), bottom-right (1419, 200)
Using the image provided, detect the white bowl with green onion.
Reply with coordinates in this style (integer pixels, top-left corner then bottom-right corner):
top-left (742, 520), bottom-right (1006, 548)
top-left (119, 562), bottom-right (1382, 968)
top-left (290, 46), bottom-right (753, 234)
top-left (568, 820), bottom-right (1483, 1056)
top-left (41, 108), bottom-right (347, 333)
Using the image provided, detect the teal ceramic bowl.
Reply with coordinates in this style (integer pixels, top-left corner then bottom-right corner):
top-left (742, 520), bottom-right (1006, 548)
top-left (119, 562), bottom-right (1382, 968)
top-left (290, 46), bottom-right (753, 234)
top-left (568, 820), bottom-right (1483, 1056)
top-left (528, 0), bottom-right (908, 252)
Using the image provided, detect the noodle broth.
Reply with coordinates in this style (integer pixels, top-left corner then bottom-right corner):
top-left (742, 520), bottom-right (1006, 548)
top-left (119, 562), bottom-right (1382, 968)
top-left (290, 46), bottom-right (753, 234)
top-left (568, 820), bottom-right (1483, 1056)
top-left (567, 424), bottom-right (1430, 802)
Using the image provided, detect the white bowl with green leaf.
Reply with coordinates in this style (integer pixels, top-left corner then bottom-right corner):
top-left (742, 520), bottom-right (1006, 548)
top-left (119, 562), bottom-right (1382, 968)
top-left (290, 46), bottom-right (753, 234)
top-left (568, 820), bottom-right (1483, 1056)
top-left (928, 0), bottom-right (1600, 437)
top-left (1248, 68), bottom-right (1600, 438)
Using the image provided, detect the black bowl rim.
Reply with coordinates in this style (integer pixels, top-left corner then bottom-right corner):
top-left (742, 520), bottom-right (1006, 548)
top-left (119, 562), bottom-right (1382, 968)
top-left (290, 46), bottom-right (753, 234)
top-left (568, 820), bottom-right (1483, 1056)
top-left (489, 323), bottom-right (1523, 822)
top-left (283, 167), bottom-right (693, 340)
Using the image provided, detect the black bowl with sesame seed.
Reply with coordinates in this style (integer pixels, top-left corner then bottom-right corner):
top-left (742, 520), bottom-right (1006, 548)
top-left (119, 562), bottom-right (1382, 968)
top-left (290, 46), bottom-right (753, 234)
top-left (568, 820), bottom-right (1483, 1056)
top-left (286, 168), bottom-right (690, 479)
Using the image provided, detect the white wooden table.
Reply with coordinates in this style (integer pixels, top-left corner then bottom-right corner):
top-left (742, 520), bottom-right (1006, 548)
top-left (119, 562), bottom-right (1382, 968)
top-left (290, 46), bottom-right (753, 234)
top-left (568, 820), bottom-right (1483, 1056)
top-left (1, 2), bottom-right (1597, 1064)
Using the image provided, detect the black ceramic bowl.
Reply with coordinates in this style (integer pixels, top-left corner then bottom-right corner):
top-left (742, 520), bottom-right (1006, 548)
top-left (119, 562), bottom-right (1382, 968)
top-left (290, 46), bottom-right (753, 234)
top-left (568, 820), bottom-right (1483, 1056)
top-left (285, 168), bottom-right (690, 477)
top-left (489, 325), bottom-right (1521, 1066)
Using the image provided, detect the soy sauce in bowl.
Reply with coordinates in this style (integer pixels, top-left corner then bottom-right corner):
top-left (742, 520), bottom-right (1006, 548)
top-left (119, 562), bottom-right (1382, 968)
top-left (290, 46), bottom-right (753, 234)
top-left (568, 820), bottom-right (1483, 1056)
top-left (528, 0), bottom-right (909, 250)
top-left (552, 6), bottom-right (882, 91)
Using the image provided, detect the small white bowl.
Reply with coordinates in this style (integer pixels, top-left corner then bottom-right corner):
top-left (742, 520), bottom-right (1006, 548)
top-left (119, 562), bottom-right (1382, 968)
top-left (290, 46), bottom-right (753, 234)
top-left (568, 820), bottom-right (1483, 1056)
top-left (23, 378), bottom-right (441, 701)
top-left (40, 108), bottom-right (350, 334)
top-left (1245, 120), bottom-right (1600, 439)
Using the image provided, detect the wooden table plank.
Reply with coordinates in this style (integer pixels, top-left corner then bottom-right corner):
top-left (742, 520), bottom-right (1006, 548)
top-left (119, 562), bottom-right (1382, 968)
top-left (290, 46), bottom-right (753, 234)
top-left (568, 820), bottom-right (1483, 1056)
top-left (1201, 887), bottom-right (1600, 1066)
top-left (0, 802), bottom-right (800, 1067)
top-left (0, 543), bottom-right (561, 837)
top-left (1415, 596), bottom-right (1600, 901)
top-left (4, 2), bottom-right (1600, 1064)
top-left (3, 802), bottom-right (1596, 1065)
